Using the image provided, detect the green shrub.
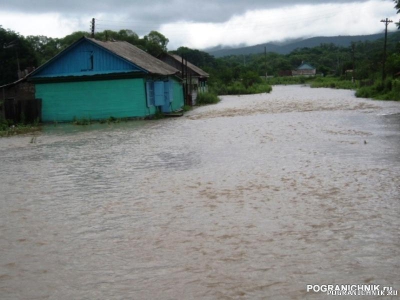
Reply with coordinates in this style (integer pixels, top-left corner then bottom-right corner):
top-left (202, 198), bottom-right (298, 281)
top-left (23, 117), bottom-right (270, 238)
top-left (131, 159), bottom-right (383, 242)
top-left (355, 79), bottom-right (400, 101)
top-left (211, 81), bottom-right (272, 96)
top-left (310, 77), bottom-right (357, 90)
top-left (182, 105), bottom-right (192, 112)
top-left (265, 76), bottom-right (312, 85)
top-left (197, 92), bottom-right (221, 105)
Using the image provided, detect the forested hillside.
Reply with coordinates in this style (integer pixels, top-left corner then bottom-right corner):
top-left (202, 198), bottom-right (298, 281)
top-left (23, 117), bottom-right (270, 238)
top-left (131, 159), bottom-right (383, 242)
top-left (206, 32), bottom-right (398, 57)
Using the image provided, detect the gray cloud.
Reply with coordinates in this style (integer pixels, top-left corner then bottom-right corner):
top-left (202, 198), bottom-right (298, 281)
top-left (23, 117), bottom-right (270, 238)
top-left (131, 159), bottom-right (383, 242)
top-left (1, 0), bottom-right (373, 28)
top-left (1, 0), bottom-right (396, 49)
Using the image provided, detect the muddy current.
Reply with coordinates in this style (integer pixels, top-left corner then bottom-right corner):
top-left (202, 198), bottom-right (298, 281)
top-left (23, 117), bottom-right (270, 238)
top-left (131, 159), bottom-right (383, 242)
top-left (0, 85), bottom-right (399, 299)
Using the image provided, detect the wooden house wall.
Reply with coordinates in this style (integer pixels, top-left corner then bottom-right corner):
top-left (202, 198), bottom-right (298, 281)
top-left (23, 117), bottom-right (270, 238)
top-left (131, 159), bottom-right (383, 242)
top-left (292, 69), bottom-right (316, 76)
top-left (35, 78), bottom-right (149, 122)
top-left (34, 41), bottom-right (141, 78)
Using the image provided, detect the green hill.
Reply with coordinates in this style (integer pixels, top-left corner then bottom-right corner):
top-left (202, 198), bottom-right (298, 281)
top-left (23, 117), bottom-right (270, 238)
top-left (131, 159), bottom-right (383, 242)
top-left (207, 32), bottom-right (399, 57)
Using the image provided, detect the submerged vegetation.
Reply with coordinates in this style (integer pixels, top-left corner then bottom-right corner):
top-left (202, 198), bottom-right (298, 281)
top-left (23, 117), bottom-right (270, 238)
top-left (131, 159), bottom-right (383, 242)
top-left (0, 117), bottom-right (41, 137)
top-left (73, 116), bottom-right (133, 125)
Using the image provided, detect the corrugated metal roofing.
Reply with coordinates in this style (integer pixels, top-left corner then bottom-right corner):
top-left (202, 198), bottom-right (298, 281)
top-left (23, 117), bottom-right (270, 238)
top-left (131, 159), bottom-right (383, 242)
top-left (88, 38), bottom-right (179, 76)
top-left (167, 53), bottom-right (209, 77)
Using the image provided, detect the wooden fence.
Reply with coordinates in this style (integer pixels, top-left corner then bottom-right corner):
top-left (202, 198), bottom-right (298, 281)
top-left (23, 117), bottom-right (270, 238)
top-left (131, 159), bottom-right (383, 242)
top-left (3, 98), bottom-right (42, 124)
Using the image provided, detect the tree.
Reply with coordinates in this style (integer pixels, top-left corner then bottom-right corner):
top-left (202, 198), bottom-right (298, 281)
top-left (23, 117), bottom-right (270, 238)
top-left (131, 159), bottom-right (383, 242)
top-left (173, 46), bottom-right (216, 68)
top-left (395, 0), bottom-right (400, 28)
top-left (242, 71), bottom-right (261, 88)
top-left (0, 26), bottom-right (37, 85)
top-left (26, 35), bottom-right (60, 65)
top-left (143, 31), bottom-right (169, 57)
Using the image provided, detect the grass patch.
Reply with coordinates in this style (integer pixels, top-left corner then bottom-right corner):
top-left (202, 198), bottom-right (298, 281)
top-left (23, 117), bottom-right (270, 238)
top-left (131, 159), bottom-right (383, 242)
top-left (73, 117), bottom-right (92, 125)
top-left (182, 105), bottom-right (193, 112)
top-left (310, 77), bottom-right (357, 90)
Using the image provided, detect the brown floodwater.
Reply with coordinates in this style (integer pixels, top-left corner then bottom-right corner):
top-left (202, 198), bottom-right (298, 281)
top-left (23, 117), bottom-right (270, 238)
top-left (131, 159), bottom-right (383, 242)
top-left (0, 85), bottom-right (399, 299)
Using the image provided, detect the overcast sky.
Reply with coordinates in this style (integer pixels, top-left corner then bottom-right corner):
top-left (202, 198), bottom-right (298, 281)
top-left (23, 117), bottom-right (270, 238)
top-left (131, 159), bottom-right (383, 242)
top-left (0, 0), bottom-right (398, 50)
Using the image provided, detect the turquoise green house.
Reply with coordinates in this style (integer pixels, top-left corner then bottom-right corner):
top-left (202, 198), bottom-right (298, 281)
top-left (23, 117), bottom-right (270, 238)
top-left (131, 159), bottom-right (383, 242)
top-left (29, 37), bottom-right (184, 122)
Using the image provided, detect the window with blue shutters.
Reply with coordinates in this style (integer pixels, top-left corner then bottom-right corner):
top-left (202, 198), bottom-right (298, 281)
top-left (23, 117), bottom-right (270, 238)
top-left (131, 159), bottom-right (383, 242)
top-left (154, 81), bottom-right (165, 106)
top-left (164, 81), bottom-right (173, 103)
top-left (146, 80), bottom-right (173, 108)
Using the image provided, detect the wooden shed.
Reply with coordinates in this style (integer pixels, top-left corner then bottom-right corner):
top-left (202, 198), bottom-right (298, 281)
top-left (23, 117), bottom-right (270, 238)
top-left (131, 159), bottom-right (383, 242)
top-left (28, 37), bottom-right (184, 122)
top-left (0, 75), bottom-right (41, 123)
top-left (158, 53), bottom-right (209, 105)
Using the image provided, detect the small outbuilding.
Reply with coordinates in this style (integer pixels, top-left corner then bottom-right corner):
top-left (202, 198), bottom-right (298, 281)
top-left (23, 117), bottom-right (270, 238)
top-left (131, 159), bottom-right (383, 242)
top-left (158, 53), bottom-right (209, 105)
top-left (0, 74), bottom-right (41, 123)
top-left (292, 62), bottom-right (316, 77)
top-left (29, 37), bottom-right (184, 122)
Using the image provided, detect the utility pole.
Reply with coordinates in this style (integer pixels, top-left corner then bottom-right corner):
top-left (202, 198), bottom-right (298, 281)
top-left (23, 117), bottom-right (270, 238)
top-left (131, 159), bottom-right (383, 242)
top-left (4, 40), bottom-right (20, 78)
top-left (90, 18), bottom-right (95, 38)
top-left (381, 18), bottom-right (393, 81)
top-left (264, 46), bottom-right (267, 80)
top-left (351, 42), bottom-right (356, 82)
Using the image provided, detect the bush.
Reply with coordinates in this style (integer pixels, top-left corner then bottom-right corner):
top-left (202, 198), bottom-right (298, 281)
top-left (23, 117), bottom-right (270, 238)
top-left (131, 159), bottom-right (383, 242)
top-left (197, 92), bottom-right (221, 105)
top-left (211, 81), bottom-right (272, 96)
top-left (355, 79), bottom-right (400, 101)
top-left (0, 118), bottom-right (8, 131)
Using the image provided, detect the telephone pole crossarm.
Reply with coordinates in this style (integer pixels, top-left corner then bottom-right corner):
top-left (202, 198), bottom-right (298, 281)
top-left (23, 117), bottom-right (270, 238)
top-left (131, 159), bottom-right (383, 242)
top-left (90, 18), bottom-right (95, 38)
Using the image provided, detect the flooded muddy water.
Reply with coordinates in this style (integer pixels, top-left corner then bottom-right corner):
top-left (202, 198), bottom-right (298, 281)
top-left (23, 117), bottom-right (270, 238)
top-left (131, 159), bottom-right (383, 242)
top-left (0, 85), bottom-right (399, 299)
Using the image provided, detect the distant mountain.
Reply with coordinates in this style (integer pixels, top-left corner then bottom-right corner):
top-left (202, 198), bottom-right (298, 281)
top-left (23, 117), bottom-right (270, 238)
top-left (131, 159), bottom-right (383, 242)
top-left (206, 32), bottom-right (397, 57)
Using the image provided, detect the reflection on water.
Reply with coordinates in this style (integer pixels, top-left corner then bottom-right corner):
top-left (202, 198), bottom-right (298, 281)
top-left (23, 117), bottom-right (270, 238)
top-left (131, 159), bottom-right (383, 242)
top-left (0, 86), bottom-right (399, 299)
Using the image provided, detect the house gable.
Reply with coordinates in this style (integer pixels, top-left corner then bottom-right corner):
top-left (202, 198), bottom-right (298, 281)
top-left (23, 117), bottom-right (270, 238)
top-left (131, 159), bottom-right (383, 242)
top-left (297, 63), bottom-right (315, 70)
top-left (30, 38), bottom-right (147, 79)
top-left (158, 53), bottom-right (209, 78)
